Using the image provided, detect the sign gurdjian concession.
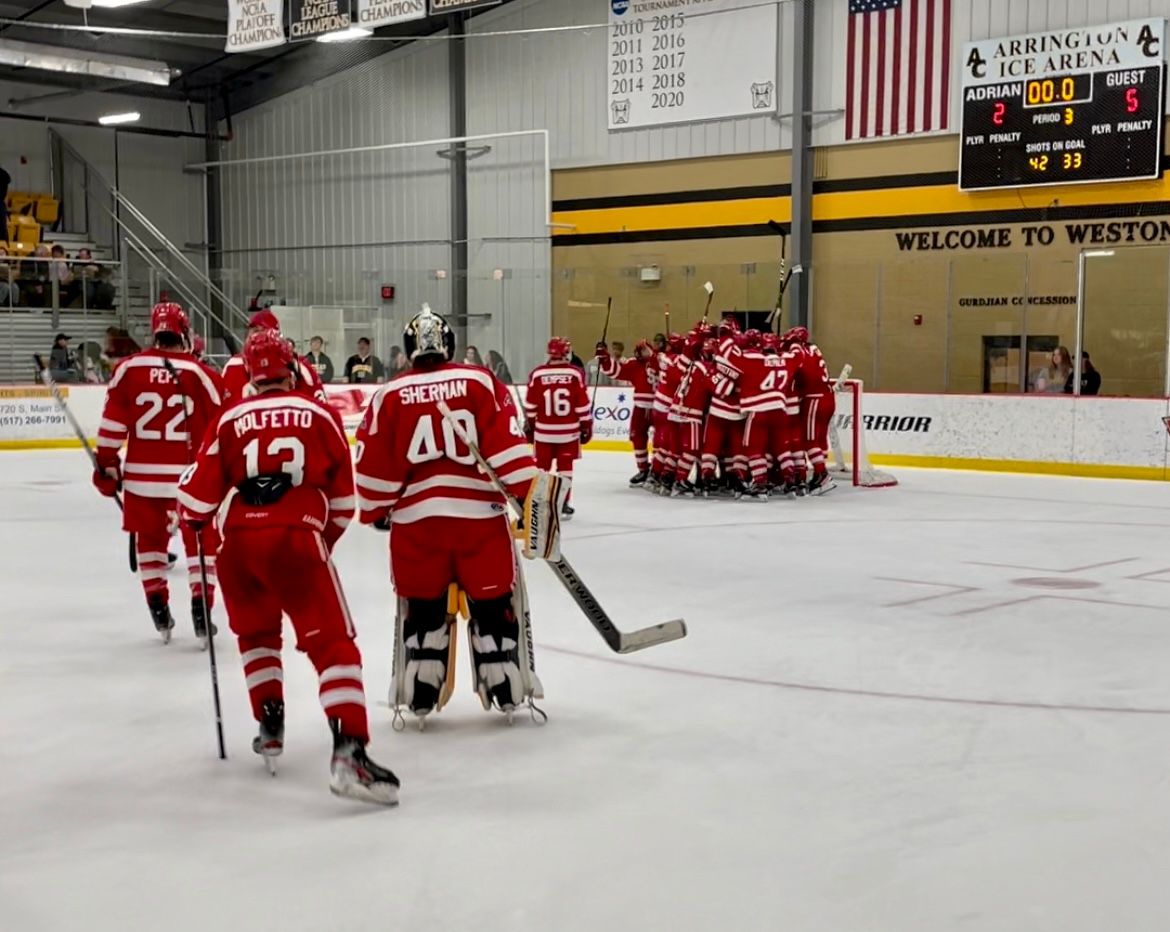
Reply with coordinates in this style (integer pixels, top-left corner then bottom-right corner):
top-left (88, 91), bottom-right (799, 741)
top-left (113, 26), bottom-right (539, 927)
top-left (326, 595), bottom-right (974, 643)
top-left (227, 0), bottom-right (286, 52)
top-left (288, 0), bottom-right (352, 40)
top-left (357, 0), bottom-right (425, 28)
top-left (607, 0), bottom-right (777, 130)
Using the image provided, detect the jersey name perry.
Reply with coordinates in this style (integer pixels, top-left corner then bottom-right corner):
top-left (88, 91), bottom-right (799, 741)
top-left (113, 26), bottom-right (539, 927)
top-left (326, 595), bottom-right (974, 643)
top-left (398, 380), bottom-right (470, 405)
top-left (233, 408), bottom-right (314, 438)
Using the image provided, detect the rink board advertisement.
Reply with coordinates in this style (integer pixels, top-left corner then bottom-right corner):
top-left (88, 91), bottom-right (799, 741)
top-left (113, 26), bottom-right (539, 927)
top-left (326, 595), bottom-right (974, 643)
top-left (3, 383), bottom-right (1169, 481)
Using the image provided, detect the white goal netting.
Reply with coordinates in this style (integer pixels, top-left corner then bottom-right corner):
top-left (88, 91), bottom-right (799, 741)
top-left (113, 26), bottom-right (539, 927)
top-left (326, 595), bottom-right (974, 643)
top-left (827, 369), bottom-right (898, 488)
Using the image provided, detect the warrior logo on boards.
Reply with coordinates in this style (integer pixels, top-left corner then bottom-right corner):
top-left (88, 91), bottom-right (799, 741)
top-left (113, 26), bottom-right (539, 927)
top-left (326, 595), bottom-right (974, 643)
top-left (611, 98), bottom-right (631, 125)
top-left (751, 81), bottom-right (775, 110)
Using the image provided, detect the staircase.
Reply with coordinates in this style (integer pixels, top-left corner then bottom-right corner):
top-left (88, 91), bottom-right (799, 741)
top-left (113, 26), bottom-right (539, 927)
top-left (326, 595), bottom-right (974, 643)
top-left (0, 310), bottom-right (131, 384)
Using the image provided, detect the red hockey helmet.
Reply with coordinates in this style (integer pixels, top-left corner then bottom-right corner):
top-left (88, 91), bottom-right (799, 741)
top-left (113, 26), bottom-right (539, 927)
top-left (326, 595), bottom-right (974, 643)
top-left (785, 326), bottom-right (810, 345)
top-left (151, 302), bottom-right (189, 339)
top-left (191, 335), bottom-right (206, 358)
top-left (635, 339), bottom-right (654, 359)
top-left (548, 336), bottom-right (572, 361)
top-left (742, 329), bottom-right (762, 350)
top-left (692, 322), bottom-right (713, 339)
top-left (717, 315), bottom-right (741, 335)
top-left (244, 329), bottom-right (296, 384)
top-left (682, 332), bottom-right (704, 360)
top-left (248, 309), bottom-right (280, 332)
top-left (702, 338), bottom-right (718, 359)
top-left (761, 332), bottom-right (782, 354)
top-left (667, 332), bottom-right (686, 354)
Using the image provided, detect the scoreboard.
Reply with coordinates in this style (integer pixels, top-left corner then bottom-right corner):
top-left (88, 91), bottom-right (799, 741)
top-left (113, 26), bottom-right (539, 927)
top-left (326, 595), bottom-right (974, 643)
top-left (960, 18), bottom-right (1167, 191)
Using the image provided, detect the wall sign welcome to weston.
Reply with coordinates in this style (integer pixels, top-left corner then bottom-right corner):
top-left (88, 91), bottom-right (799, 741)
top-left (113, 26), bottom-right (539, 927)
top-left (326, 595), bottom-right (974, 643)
top-left (960, 17), bottom-right (1167, 191)
top-left (607, 0), bottom-right (778, 131)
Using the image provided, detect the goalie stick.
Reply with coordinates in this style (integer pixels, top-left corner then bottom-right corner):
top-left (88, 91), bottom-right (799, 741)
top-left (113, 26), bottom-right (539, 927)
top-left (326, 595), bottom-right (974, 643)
top-left (437, 401), bottom-right (688, 654)
top-left (33, 354), bottom-right (138, 573)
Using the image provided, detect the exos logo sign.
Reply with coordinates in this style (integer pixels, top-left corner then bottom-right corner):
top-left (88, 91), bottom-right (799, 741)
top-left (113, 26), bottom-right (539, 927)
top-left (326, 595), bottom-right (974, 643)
top-left (612, 0), bottom-right (629, 15)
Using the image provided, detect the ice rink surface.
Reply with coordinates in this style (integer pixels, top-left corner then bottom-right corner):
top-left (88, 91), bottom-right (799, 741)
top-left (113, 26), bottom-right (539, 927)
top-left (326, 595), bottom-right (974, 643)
top-left (4, 450), bottom-right (1170, 932)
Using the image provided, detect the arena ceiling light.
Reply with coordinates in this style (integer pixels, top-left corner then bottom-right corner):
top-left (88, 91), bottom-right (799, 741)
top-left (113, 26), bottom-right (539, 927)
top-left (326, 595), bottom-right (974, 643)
top-left (317, 26), bottom-right (374, 43)
top-left (0, 39), bottom-right (171, 87)
top-left (98, 111), bottom-right (141, 125)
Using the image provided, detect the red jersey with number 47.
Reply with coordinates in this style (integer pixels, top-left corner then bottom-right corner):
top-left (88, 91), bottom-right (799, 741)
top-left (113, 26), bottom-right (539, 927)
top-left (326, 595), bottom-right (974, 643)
top-left (524, 364), bottom-right (591, 445)
top-left (737, 351), bottom-right (799, 414)
top-left (96, 350), bottom-right (223, 499)
top-left (355, 363), bottom-right (537, 527)
top-left (177, 390), bottom-right (355, 547)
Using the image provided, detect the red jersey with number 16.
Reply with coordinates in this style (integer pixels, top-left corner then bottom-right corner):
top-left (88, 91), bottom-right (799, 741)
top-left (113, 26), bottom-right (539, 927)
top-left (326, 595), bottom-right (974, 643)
top-left (355, 363), bottom-right (537, 527)
top-left (524, 363), bottom-right (591, 445)
top-left (96, 350), bottom-right (223, 499)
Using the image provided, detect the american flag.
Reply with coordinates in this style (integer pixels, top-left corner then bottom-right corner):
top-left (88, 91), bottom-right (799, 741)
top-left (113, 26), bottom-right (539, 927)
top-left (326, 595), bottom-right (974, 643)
top-left (846, 0), bottom-right (952, 140)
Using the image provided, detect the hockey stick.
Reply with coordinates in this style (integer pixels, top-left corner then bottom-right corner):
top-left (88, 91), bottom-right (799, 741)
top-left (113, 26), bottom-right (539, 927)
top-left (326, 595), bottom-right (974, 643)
top-left (437, 401), bottom-right (687, 654)
top-left (162, 358), bottom-right (227, 761)
top-left (590, 297), bottom-right (613, 409)
top-left (766, 220), bottom-right (794, 328)
top-left (701, 280), bottom-right (714, 325)
top-left (33, 354), bottom-right (137, 573)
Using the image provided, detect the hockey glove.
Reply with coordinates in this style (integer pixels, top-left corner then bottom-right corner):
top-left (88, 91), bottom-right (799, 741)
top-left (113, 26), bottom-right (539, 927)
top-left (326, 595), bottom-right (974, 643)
top-left (580, 421), bottom-right (593, 445)
top-left (594, 342), bottom-right (610, 360)
top-left (372, 515), bottom-right (392, 532)
top-left (92, 464), bottom-right (121, 498)
top-left (523, 420), bottom-right (535, 444)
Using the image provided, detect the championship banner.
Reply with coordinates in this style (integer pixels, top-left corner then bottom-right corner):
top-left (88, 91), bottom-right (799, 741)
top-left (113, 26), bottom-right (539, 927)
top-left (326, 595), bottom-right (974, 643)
top-left (428, 0), bottom-right (502, 13)
top-left (357, 0), bottom-right (426, 29)
top-left (226, 0), bottom-right (286, 52)
top-left (607, 0), bottom-right (778, 130)
top-left (288, 0), bottom-right (353, 40)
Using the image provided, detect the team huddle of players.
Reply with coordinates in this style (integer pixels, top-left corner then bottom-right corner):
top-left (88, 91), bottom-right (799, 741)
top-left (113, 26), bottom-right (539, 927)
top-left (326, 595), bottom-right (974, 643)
top-left (523, 316), bottom-right (837, 504)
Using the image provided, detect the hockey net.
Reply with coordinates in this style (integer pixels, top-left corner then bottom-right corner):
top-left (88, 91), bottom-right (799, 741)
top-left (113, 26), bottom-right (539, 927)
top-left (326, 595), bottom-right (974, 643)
top-left (827, 367), bottom-right (898, 488)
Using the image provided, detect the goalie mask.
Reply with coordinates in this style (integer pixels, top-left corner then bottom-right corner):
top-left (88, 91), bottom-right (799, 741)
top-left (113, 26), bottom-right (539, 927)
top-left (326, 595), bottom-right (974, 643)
top-left (404, 304), bottom-right (456, 361)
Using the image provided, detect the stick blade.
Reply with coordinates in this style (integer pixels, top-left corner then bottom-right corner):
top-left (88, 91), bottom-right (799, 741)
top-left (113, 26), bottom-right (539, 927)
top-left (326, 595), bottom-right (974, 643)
top-left (616, 619), bottom-right (688, 654)
top-left (703, 281), bottom-right (714, 294)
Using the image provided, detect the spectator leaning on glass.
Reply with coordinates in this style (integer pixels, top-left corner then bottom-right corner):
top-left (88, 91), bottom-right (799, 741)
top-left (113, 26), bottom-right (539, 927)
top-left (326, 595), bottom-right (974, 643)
top-left (345, 337), bottom-right (385, 384)
top-left (48, 332), bottom-right (78, 382)
top-left (487, 349), bottom-right (512, 384)
top-left (1033, 346), bottom-right (1073, 394)
top-left (1066, 351), bottom-right (1102, 396)
top-left (75, 248), bottom-right (115, 309)
top-left (463, 345), bottom-right (484, 367)
top-left (0, 245), bottom-right (17, 307)
top-left (304, 335), bottom-right (335, 383)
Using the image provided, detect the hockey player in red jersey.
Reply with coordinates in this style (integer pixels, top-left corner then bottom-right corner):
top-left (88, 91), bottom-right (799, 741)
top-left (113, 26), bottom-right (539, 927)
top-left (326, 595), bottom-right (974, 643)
top-left (524, 337), bottom-right (591, 518)
top-left (94, 302), bottom-right (222, 641)
top-left (703, 319), bottom-right (748, 494)
top-left (355, 307), bottom-right (546, 729)
top-left (595, 338), bottom-right (657, 486)
top-left (222, 309), bottom-right (326, 405)
top-left (669, 333), bottom-right (716, 497)
top-left (649, 332), bottom-right (687, 493)
top-left (787, 326), bottom-right (837, 495)
top-left (178, 331), bottom-right (398, 804)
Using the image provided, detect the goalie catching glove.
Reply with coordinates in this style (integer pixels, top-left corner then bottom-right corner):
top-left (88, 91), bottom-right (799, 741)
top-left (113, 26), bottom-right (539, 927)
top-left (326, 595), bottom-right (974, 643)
top-left (517, 471), bottom-right (569, 562)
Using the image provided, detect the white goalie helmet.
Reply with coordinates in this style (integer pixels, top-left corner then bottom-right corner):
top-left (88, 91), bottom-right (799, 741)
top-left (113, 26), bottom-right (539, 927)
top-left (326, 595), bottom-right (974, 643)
top-left (404, 303), bottom-right (455, 361)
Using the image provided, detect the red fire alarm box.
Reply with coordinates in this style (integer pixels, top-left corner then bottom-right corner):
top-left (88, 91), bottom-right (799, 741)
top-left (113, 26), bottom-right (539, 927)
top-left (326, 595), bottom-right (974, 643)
top-left (381, 284), bottom-right (396, 302)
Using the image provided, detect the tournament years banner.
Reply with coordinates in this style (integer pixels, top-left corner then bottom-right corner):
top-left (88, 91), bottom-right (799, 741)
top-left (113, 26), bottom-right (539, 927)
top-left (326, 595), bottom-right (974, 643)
top-left (428, 0), bottom-right (502, 14)
top-left (288, 0), bottom-right (353, 40)
top-left (357, 0), bottom-right (426, 29)
top-left (607, 0), bottom-right (778, 130)
top-left (226, 0), bottom-right (286, 52)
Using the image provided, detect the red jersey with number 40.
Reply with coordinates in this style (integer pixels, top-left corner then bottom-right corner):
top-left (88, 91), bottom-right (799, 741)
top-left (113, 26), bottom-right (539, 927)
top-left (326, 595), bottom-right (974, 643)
top-left (524, 364), bottom-right (591, 445)
top-left (355, 364), bottom-right (537, 527)
top-left (178, 391), bottom-right (355, 546)
top-left (96, 350), bottom-right (223, 499)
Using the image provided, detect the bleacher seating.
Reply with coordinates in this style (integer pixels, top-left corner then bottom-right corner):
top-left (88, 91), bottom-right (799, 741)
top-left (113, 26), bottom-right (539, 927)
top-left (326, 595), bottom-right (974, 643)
top-left (4, 193), bottom-right (59, 253)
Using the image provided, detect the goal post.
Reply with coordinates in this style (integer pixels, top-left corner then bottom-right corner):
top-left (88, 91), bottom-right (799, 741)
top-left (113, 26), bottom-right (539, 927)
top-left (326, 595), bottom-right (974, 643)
top-left (827, 366), bottom-right (898, 488)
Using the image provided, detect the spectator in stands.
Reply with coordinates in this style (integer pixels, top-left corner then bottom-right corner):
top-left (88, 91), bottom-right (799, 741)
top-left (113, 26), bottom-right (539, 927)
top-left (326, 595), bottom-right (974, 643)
top-left (487, 349), bottom-right (512, 383)
top-left (304, 335), bottom-right (334, 383)
top-left (612, 341), bottom-right (626, 363)
top-left (74, 248), bottom-right (115, 310)
top-left (48, 332), bottom-right (78, 382)
top-left (1033, 346), bottom-right (1072, 394)
top-left (20, 244), bottom-right (50, 308)
top-left (49, 244), bottom-right (78, 306)
top-left (345, 337), bottom-right (385, 384)
top-left (0, 164), bottom-right (9, 243)
top-left (464, 345), bottom-right (484, 367)
top-left (0, 245), bottom-right (17, 307)
top-left (1067, 351), bottom-right (1102, 396)
top-left (388, 345), bottom-right (409, 377)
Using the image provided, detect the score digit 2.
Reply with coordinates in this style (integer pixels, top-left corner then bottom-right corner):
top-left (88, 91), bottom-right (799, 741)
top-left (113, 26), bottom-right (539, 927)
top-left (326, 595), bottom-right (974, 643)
top-left (992, 101), bottom-right (1006, 126)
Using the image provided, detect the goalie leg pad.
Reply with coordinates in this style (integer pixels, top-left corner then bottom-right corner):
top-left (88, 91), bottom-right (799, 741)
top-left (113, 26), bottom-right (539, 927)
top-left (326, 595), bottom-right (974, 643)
top-left (400, 597), bottom-right (451, 715)
top-left (467, 594), bottom-right (528, 713)
top-left (521, 471), bottom-right (569, 562)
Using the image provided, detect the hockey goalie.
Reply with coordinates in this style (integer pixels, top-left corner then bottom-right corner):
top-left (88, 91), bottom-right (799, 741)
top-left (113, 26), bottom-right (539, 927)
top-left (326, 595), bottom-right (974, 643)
top-left (355, 306), bottom-right (564, 729)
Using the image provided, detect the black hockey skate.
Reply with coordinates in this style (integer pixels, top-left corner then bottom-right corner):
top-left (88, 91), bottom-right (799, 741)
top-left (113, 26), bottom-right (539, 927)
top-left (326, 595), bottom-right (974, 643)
top-left (329, 719), bottom-right (400, 806)
top-left (671, 479), bottom-right (697, 498)
top-left (628, 469), bottom-right (650, 488)
top-left (739, 482), bottom-right (770, 503)
top-left (657, 474), bottom-right (675, 496)
top-left (561, 501), bottom-right (575, 520)
top-left (191, 596), bottom-right (218, 647)
top-left (252, 699), bottom-right (284, 775)
top-left (807, 470), bottom-right (836, 496)
top-left (147, 593), bottom-right (175, 644)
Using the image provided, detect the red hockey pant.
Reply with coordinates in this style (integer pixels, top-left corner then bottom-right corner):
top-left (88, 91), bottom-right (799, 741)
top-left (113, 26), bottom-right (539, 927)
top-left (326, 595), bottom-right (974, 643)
top-left (629, 406), bottom-right (651, 472)
top-left (123, 493), bottom-right (218, 607)
top-left (743, 410), bottom-right (797, 485)
top-left (674, 419), bottom-right (702, 483)
top-left (650, 409), bottom-right (677, 477)
top-left (701, 416), bottom-right (746, 480)
top-left (391, 515), bottom-right (516, 602)
top-left (535, 439), bottom-right (579, 503)
top-left (801, 393), bottom-right (836, 473)
top-left (219, 527), bottom-right (368, 742)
